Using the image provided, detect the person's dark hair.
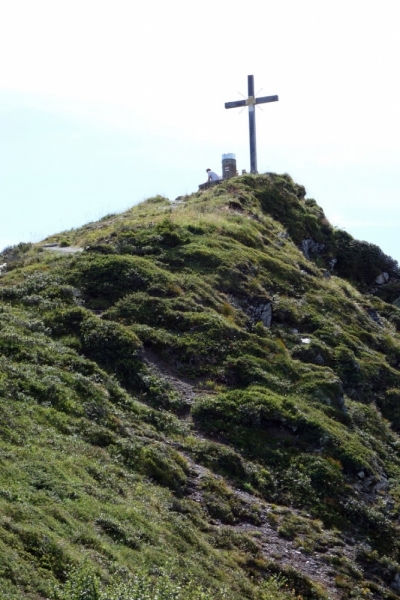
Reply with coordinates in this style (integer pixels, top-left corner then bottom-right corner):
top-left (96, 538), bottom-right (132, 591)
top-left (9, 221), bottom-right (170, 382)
top-left (206, 168), bottom-right (211, 172)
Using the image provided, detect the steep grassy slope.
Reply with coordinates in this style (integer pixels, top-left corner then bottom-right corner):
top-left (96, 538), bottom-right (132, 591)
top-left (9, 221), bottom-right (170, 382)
top-left (1, 174), bottom-right (400, 599)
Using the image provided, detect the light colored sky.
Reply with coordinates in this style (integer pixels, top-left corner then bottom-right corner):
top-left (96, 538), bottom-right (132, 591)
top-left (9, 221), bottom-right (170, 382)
top-left (1, 0), bottom-right (400, 261)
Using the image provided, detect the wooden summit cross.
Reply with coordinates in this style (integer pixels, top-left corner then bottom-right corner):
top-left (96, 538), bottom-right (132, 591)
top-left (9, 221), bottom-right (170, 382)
top-left (225, 75), bottom-right (278, 174)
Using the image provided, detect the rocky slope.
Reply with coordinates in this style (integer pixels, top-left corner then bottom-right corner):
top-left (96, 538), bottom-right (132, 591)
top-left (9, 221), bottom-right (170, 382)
top-left (1, 174), bottom-right (400, 599)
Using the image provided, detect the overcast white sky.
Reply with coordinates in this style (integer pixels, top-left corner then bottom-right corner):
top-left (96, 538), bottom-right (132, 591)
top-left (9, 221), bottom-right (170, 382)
top-left (1, 0), bottom-right (400, 261)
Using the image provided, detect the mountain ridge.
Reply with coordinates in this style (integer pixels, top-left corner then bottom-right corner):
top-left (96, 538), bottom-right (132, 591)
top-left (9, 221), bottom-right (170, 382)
top-left (0, 173), bottom-right (400, 599)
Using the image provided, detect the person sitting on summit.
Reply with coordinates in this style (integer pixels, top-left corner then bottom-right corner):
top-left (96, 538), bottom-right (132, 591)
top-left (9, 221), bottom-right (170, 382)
top-left (206, 168), bottom-right (222, 182)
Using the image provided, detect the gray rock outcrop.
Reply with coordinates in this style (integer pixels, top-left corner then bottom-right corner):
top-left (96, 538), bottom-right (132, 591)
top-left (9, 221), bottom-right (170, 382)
top-left (301, 238), bottom-right (325, 260)
top-left (375, 272), bottom-right (390, 285)
top-left (246, 301), bottom-right (272, 327)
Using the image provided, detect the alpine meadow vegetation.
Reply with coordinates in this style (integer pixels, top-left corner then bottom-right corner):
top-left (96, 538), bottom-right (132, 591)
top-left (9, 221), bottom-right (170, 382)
top-left (1, 174), bottom-right (400, 598)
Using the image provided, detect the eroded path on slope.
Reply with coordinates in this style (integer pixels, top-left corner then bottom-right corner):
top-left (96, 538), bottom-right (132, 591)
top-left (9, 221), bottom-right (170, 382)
top-left (142, 351), bottom-right (358, 599)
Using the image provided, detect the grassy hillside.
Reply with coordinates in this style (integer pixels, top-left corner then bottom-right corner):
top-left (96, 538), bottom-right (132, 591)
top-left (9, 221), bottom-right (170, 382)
top-left (1, 174), bottom-right (400, 599)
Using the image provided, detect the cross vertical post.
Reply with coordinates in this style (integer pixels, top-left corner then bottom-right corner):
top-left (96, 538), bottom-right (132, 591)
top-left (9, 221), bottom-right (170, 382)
top-left (225, 75), bottom-right (279, 174)
top-left (247, 75), bottom-right (257, 174)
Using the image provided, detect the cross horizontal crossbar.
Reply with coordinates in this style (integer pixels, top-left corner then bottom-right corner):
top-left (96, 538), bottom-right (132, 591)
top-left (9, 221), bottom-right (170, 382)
top-left (225, 99), bottom-right (246, 109)
top-left (256, 95), bottom-right (279, 105)
top-left (225, 94), bottom-right (278, 110)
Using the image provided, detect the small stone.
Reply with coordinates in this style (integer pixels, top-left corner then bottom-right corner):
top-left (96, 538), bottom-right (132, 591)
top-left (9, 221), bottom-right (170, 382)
top-left (290, 328), bottom-right (299, 334)
top-left (357, 471), bottom-right (365, 479)
top-left (392, 579), bottom-right (400, 592)
top-left (375, 272), bottom-right (390, 285)
top-left (301, 337), bottom-right (311, 344)
top-left (337, 395), bottom-right (346, 408)
top-left (374, 478), bottom-right (389, 492)
top-left (367, 308), bottom-right (382, 326)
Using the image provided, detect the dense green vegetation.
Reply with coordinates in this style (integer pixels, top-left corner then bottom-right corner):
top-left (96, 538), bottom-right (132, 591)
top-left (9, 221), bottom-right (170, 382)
top-left (1, 174), bottom-right (400, 599)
